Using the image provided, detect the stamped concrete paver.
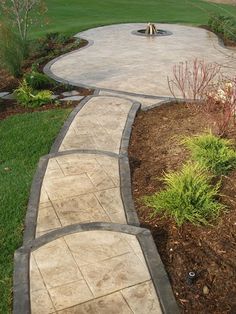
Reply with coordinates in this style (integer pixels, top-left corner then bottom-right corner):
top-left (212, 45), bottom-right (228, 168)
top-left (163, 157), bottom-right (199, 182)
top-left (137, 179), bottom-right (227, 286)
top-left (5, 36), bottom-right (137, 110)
top-left (59, 96), bottom-right (133, 153)
top-left (36, 152), bottom-right (125, 237)
top-left (30, 231), bottom-right (161, 313)
top-left (57, 292), bottom-right (133, 314)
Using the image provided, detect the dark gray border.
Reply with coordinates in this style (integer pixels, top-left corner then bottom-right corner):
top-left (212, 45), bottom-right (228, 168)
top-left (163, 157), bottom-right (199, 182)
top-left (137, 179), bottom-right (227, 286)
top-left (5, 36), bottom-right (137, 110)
top-left (131, 29), bottom-right (173, 37)
top-left (14, 223), bottom-right (179, 314)
top-left (119, 102), bottom-right (141, 226)
top-left (23, 156), bottom-right (49, 244)
top-left (120, 102), bottom-right (141, 156)
top-left (50, 95), bottom-right (93, 153)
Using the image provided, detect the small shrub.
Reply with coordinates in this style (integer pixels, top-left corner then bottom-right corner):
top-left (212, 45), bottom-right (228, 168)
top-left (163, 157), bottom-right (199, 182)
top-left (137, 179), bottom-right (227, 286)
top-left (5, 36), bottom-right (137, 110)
top-left (208, 14), bottom-right (236, 43)
top-left (183, 132), bottom-right (236, 175)
top-left (33, 32), bottom-right (71, 56)
top-left (0, 21), bottom-right (24, 77)
top-left (24, 71), bottom-right (54, 90)
top-left (204, 79), bottom-right (236, 136)
top-left (144, 163), bottom-right (224, 226)
top-left (167, 58), bottom-right (221, 100)
top-left (15, 80), bottom-right (53, 108)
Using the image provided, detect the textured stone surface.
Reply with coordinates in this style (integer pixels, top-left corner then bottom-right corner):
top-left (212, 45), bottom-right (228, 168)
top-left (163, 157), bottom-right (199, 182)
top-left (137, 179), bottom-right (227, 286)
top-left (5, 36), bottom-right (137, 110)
top-left (36, 153), bottom-right (125, 236)
top-left (49, 23), bottom-right (236, 98)
top-left (59, 96), bottom-right (133, 153)
top-left (31, 231), bottom-right (160, 313)
top-left (60, 95), bottom-right (84, 101)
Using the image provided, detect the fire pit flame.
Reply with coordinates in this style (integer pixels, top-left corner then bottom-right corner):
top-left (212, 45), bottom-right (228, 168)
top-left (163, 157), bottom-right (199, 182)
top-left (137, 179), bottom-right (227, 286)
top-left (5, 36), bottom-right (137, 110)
top-left (145, 23), bottom-right (158, 36)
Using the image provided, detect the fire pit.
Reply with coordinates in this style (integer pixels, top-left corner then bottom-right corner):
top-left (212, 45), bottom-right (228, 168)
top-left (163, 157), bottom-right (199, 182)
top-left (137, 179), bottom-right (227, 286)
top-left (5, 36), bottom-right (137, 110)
top-left (132, 23), bottom-right (172, 37)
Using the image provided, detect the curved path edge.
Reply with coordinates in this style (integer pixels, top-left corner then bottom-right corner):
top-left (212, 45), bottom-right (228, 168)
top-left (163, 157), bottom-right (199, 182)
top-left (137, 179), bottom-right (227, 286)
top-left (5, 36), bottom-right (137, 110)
top-left (13, 96), bottom-right (180, 313)
top-left (14, 223), bottom-right (179, 314)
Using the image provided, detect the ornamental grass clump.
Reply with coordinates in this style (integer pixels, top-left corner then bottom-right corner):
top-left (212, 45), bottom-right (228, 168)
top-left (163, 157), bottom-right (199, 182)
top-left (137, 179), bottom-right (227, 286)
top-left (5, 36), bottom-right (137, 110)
top-left (183, 132), bottom-right (236, 176)
top-left (144, 163), bottom-right (224, 226)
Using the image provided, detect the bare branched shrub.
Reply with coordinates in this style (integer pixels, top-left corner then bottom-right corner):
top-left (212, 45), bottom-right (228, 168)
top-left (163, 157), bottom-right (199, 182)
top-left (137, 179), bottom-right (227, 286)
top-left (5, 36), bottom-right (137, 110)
top-left (0, 0), bottom-right (47, 56)
top-left (204, 78), bottom-right (236, 136)
top-left (167, 58), bottom-right (221, 100)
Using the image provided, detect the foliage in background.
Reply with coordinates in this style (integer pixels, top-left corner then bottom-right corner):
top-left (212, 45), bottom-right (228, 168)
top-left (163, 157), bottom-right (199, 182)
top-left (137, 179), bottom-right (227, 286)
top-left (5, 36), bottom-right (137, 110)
top-left (27, 0), bottom-right (236, 38)
top-left (144, 163), bottom-right (224, 226)
top-left (0, 109), bottom-right (70, 314)
top-left (15, 80), bottom-right (52, 108)
top-left (24, 70), bottom-right (54, 89)
top-left (0, 22), bottom-right (24, 77)
top-left (167, 58), bottom-right (221, 100)
top-left (0, 0), bottom-right (47, 55)
top-left (183, 132), bottom-right (236, 175)
top-left (32, 32), bottom-right (70, 56)
top-left (204, 79), bottom-right (236, 136)
top-left (208, 14), bottom-right (236, 43)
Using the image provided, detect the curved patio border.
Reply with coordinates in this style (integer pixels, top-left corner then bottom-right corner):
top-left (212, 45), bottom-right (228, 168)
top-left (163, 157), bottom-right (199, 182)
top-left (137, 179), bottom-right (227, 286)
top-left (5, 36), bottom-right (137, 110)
top-left (14, 222), bottom-right (180, 314)
top-left (43, 23), bottom-right (235, 99)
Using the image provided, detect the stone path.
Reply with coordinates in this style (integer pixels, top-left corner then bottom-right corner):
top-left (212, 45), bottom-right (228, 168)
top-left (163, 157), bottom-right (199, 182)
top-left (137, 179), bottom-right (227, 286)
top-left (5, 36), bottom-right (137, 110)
top-left (15, 23), bottom-right (236, 314)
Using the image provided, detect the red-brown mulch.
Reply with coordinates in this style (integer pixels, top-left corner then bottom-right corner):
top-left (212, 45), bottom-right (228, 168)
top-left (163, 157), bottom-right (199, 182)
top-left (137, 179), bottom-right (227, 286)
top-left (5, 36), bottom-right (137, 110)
top-left (129, 102), bottom-right (236, 314)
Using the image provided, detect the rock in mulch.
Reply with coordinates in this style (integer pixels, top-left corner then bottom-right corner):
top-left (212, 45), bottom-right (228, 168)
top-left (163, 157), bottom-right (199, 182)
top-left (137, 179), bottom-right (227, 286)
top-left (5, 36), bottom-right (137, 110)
top-left (61, 90), bottom-right (80, 97)
top-left (60, 96), bottom-right (84, 102)
top-left (0, 92), bottom-right (10, 98)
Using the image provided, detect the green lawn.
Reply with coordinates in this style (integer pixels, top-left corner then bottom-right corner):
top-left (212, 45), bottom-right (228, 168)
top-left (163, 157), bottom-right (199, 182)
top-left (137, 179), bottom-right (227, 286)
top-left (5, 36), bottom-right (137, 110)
top-left (0, 109), bottom-right (70, 314)
top-left (31, 0), bottom-right (236, 37)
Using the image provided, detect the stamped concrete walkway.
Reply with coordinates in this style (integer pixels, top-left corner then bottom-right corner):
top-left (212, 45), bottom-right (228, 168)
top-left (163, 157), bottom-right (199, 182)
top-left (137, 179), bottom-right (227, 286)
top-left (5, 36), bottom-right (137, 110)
top-left (29, 95), bottom-right (163, 313)
top-left (14, 95), bottom-right (178, 314)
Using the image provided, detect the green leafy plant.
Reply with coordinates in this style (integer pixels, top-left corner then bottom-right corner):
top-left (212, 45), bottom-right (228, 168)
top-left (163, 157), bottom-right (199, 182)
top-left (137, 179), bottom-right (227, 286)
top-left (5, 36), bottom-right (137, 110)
top-left (0, 21), bottom-right (24, 77)
top-left (15, 80), bottom-right (53, 108)
top-left (24, 71), bottom-right (54, 90)
top-left (183, 132), bottom-right (236, 175)
top-left (144, 163), bottom-right (224, 226)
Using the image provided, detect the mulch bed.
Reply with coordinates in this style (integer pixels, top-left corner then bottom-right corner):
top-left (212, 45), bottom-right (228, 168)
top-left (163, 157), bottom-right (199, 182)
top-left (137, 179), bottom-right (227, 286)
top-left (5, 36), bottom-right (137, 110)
top-left (0, 38), bottom-right (93, 120)
top-left (129, 102), bottom-right (236, 314)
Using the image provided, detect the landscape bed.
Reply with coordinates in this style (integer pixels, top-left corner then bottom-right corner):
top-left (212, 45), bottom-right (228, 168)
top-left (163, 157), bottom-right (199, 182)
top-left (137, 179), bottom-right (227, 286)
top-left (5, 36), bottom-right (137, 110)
top-left (129, 102), bottom-right (236, 313)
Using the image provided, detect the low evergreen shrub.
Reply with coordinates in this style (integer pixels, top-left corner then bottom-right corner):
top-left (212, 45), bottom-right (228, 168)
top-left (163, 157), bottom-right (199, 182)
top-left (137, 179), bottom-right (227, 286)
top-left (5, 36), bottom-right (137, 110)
top-left (183, 132), bottom-right (236, 175)
top-left (144, 163), bottom-right (224, 226)
top-left (24, 71), bottom-right (54, 90)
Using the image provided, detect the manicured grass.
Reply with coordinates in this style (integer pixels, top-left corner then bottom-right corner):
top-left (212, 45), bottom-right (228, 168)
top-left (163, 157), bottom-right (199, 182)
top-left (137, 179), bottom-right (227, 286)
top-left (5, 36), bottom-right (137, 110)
top-left (31, 0), bottom-right (236, 37)
top-left (0, 109), bottom-right (70, 314)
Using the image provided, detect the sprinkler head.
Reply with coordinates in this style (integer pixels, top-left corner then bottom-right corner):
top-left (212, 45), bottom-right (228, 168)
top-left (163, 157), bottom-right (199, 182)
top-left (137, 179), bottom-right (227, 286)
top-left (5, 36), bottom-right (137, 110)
top-left (187, 271), bottom-right (196, 285)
